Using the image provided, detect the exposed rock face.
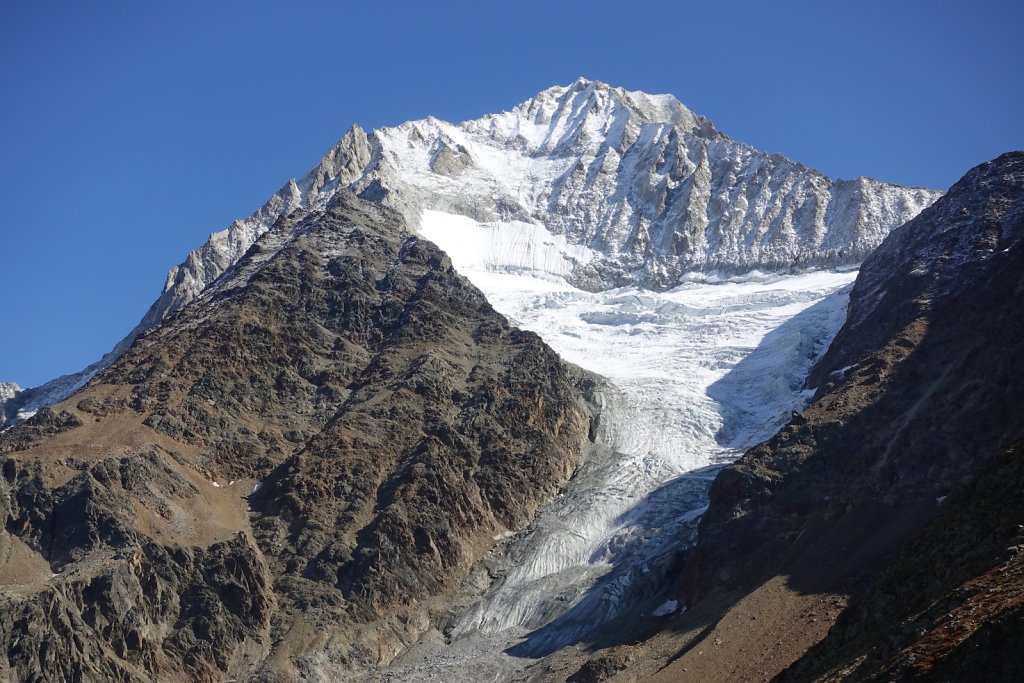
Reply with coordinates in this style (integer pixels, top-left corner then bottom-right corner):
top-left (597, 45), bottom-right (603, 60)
top-left (671, 152), bottom-right (1024, 678)
top-left (17, 78), bottom-right (940, 418)
top-left (0, 193), bottom-right (593, 681)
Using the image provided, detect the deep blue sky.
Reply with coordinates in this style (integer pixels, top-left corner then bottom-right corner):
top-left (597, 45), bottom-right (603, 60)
top-left (1, 1), bottom-right (1021, 388)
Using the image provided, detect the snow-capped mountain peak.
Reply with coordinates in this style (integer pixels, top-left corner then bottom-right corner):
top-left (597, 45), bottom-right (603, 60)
top-left (483, 77), bottom-right (713, 155)
top-left (9, 79), bottom-right (941, 419)
top-left (149, 78), bottom-right (940, 321)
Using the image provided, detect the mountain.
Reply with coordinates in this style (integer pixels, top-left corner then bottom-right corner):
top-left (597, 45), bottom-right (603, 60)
top-left (0, 79), bottom-right (967, 681)
top-left (548, 152), bottom-right (1024, 681)
top-left (150, 78), bottom-right (941, 314)
top-left (0, 194), bottom-right (596, 681)
top-left (1, 78), bottom-right (940, 424)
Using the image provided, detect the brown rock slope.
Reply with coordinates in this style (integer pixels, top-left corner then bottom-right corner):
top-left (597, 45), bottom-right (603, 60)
top-left (0, 192), bottom-right (594, 682)
top-left (550, 152), bottom-right (1024, 682)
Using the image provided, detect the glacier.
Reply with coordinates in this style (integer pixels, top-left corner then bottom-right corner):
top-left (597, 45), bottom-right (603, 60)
top-left (347, 211), bottom-right (856, 681)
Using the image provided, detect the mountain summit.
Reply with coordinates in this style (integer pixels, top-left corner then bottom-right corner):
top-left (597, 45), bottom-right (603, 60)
top-left (171, 76), bottom-right (937, 303)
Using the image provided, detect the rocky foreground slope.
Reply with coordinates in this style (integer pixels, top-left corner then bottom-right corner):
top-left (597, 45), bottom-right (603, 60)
top-left (0, 193), bottom-right (596, 681)
top-left (0, 79), bottom-right (940, 425)
top-left (541, 153), bottom-right (1024, 682)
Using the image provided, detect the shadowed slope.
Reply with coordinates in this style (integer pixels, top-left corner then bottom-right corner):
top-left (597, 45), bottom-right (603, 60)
top-left (0, 192), bottom-right (594, 681)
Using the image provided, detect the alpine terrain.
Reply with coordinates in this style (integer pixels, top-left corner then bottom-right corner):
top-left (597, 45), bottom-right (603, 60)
top-left (540, 151), bottom-right (1024, 683)
top-left (7, 80), bottom-right (1018, 682)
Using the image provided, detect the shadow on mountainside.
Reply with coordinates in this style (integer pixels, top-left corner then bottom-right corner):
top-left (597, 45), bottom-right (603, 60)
top-left (645, 240), bottom-right (1024, 679)
top-left (504, 464), bottom-right (723, 659)
top-left (706, 283), bottom-right (852, 451)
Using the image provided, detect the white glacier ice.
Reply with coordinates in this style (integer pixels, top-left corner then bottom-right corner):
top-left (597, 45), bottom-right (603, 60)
top-left (351, 211), bottom-right (856, 680)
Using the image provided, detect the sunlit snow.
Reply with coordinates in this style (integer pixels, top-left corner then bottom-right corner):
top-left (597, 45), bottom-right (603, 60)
top-left (652, 599), bottom-right (680, 617)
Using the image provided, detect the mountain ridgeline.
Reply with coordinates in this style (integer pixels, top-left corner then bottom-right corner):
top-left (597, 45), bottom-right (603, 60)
top-left (1, 79), bottom-right (939, 423)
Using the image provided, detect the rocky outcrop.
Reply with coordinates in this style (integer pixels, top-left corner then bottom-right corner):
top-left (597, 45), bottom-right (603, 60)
top-left (669, 152), bottom-right (1024, 677)
top-left (0, 382), bottom-right (17, 405)
top-left (0, 192), bottom-right (594, 681)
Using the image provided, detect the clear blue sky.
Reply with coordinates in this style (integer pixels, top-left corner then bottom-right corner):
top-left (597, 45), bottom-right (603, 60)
top-left (1, 1), bottom-right (1021, 388)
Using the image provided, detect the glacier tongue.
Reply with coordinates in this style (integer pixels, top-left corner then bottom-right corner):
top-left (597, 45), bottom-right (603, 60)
top-left (419, 210), bottom-right (855, 655)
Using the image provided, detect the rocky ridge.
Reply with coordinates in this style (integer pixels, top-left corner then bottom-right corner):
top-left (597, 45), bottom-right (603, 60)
top-left (0, 192), bottom-right (595, 681)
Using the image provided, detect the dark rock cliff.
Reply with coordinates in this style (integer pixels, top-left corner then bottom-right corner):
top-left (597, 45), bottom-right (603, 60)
top-left (673, 152), bottom-right (1024, 679)
top-left (0, 193), bottom-right (594, 681)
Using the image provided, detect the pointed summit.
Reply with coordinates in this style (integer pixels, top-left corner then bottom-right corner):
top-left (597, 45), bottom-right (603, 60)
top-left (510, 77), bottom-right (708, 138)
top-left (299, 123), bottom-right (372, 198)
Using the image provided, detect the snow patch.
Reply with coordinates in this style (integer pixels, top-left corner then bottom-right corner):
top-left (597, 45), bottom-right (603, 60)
top-left (419, 210), bottom-right (595, 280)
top-left (830, 364), bottom-right (857, 380)
top-left (653, 599), bottom-right (679, 617)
